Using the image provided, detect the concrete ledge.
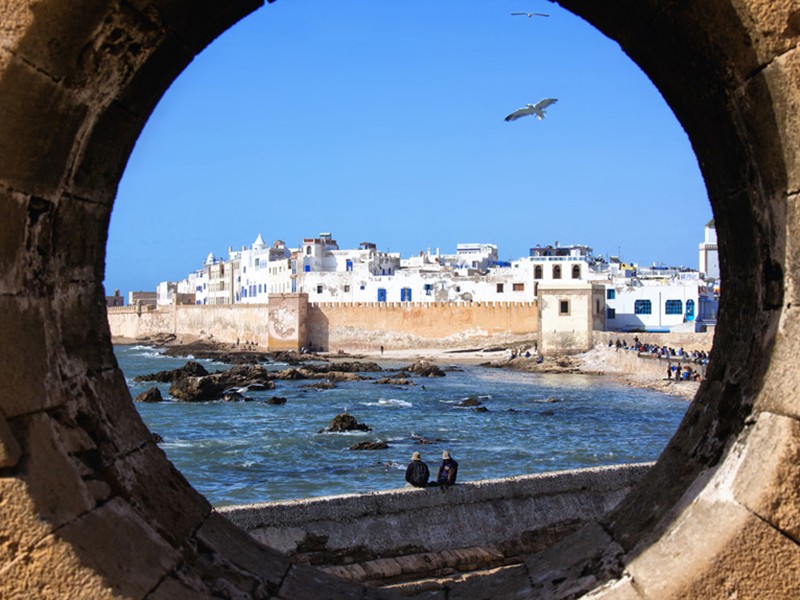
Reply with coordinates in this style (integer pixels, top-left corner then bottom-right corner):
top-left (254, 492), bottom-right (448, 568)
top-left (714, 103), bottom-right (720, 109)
top-left (220, 464), bottom-right (651, 566)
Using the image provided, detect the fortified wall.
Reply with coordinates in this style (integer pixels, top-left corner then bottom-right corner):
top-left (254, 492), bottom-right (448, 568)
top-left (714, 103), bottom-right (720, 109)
top-left (107, 299), bottom-right (541, 351)
top-left (307, 300), bottom-right (539, 351)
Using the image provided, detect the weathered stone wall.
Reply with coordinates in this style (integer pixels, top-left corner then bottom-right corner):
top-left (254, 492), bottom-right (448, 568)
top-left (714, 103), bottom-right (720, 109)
top-left (2, 0), bottom-right (799, 598)
top-left (107, 300), bottom-right (540, 350)
top-left (307, 301), bottom-right (539, 351)
top-left (221, 464), bottom-right (649, 567)
top-left (108, 303), bottom-right (271, 345)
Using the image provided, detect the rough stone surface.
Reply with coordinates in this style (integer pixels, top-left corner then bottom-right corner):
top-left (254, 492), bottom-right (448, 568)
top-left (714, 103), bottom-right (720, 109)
top-left (731, 412), bottom-right (800, 541)
top-left (2, 0), bottom-right (800, 597)
top-left (0, 410), bottom-right (21, 468)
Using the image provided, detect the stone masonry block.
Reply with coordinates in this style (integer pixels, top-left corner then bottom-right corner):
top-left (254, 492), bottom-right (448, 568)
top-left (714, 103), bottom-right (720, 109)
top-left (0, 529), bottom-right (120, 600)
top-left (732, 412), bottom-right (800, 541)
top-left (626, 497), bottom-right (800, 598)
top-left (0, 187), bottom-right (26, 294)
top-left (0, 296), bottom-right (53, 418)
top-left (0, 57), bottom-right (88, 196)
top-left (755, 311), bottom-right (800, 418)
top-left (20, 413), bottom-right (96, 529)
top-left (0, 477), bottom-right (57, 567)
top-left (10, 0), bottom-right (109, 84)
top-left (53, 497), bottom-right (179, 598)
top-left (197, 512), bottom-right (290, 589)
top-left (0, 410), bottom-right (21, 468)
top-left (105, 440), bottom-right (210, 547)
top-left (277, 563), bottom-right (368, 600)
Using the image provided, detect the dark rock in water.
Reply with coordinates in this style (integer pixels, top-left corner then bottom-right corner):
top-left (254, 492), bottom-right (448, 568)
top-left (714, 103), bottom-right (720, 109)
top-left (169, 364), bottom-right (277, 402)
top-left (245, 382), bottom-right (273, 391)
top-left (406, 360), bottom-right (445, 377)
top-left (150, 432), bottom-right (164, 443)
top-left (412, 435), bottom-right (444, 445)
top-left (349, 440), bottom-right (389, 451)
top-left (458, 397), bottom-right (482, 407)
top-left (266, 350), bottom-right (313, 365)
top-left (265, 396), bottom-right (287, 405)
top-left (321, 413), bottom-right (371, 433)
top-left (374, 377), bottom-right (415, 386)
top-left (222, 390), bottom-right (252, 402)
top-left (545, 397), bottom-right (562, 403)
top-left (324, 371), bottom-right (369, 382)
top-left (169, 376), bottom-right (229, 402)
top-left (304, 381), bottom-right (336, 390)
top-left (134, 360), bottom-right (209, 383)
top-left (541, 410), bottom-right (555, 416)
top-left (442, 366), bottom-right (464, 373)
top-left (134, 387), bottom-right (163, 403)
top-left (473, 406), bottom-right (489, 413)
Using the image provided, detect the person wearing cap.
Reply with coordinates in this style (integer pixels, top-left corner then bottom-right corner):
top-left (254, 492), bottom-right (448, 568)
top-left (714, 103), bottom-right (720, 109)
top-left (436, 450), bottom-right (458, 487)
top-left (405, 451), bottom-right (430, 488)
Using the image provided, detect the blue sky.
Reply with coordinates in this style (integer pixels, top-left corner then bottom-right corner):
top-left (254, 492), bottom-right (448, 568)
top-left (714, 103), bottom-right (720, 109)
top-left (106, 0), bottom-right (711, 294)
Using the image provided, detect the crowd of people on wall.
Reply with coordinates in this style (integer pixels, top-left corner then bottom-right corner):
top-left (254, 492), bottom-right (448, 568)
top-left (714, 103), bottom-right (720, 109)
top-left (608, 336), bottom-right (710, 381)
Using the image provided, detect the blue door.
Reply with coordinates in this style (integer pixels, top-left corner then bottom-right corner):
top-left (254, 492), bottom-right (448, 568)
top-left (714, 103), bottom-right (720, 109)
top-left (377, 288), bottom-right (387, 302)
top-left (401, 288), bottom-right (412, 302)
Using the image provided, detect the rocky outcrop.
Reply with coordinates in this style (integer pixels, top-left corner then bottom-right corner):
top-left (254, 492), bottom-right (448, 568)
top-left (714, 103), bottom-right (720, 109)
top-left (168, 364), bottom-right (277, 402)
top-left (321, 413), bottom-right (371, 433)
top-left (458, 397), bottom-right (482, 407)
top-left (135, 387), bottom-right (163, 403)
top-left (265, 396), bottom-right (287, 405)
top-left (374, 377), bottom-right (415, 386)
top-left (134, 360), bottom-right (209, 383)
top-left (349, 441), bottom-right (389, 451)
top-left (406, 360), bottom-right (445, 377)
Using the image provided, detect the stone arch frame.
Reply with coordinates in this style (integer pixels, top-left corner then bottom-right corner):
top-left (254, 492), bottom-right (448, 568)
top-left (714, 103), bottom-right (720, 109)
top-left (1, 0), bottom-right (798, 597)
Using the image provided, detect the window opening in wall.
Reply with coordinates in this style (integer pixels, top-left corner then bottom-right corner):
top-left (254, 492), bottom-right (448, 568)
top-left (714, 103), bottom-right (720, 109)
top-left (424, 283), bottom-right (433, 295)
top-left (635, 299), bottom-right (652, 314)
top-left (400, 287), bottom-right (412, 302)
top-left (513, 283), bottom-right (524, 292)
top-left (377, 288), bottom-right (387, 302)
top-left (534, 265), bottom-right (543, 280)
top-left (607, 307), bottom-right (616, 319)
top-left (316, 285), bottom-right (323, 294)
top-left (572, 265), bottom-right (580, 279)
top-left (607, 288), bottom-right (616, 300)
top-left (344, 285), bottom-right (350, 292)
top-left (559, 299), bottom-right (570, 315)
top-left (497, 283), bottom-right (504, 293)
top-left (665, 299), bottom-right (683, 314)
top-left (553, 265), bottom-right (562, 279)
top-left (686, 299), bottom-right (695, 320)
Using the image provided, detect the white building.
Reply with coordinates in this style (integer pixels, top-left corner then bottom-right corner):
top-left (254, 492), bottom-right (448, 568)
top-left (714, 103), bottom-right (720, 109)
top-left (604, 272), bottom-right (717, 332)
top-left (698, 219), bottom-right (719, 280)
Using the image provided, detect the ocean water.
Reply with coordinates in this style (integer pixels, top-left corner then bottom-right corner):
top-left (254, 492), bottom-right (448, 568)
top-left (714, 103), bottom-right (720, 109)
top-left (117, 345), bottom-right (688, 507)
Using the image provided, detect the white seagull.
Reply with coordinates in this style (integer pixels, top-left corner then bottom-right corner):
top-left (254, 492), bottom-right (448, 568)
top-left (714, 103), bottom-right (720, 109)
top-left (504, 98), bottom-right (558, 122)
top-left (511, 12), bottom-right (549, 18)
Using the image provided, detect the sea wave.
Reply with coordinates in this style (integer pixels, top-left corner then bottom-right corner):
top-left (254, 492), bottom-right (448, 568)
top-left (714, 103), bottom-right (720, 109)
top-left (359, 398), bottom-right (413, 408)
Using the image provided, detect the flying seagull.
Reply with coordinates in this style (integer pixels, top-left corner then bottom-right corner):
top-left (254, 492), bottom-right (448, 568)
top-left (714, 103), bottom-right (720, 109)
top-left (511, 12), bottom-right (550, 18)
top-left (504, 98), bottom-right (558, 122)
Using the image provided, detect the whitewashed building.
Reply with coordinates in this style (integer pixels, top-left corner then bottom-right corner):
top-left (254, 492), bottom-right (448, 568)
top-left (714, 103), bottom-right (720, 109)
top-left (604, 272), bottom-right (717, 332)
top-left (698, 219), bottom-right (719, 280)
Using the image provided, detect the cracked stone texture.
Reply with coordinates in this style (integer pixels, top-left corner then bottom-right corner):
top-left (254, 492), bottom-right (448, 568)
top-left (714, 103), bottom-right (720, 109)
top-left (1, 0), bottom-right (800, 598)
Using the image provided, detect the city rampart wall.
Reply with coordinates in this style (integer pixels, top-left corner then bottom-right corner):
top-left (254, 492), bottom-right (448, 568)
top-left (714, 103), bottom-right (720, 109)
top-left (221, 463), bottom-right (649, 568)
top-left (307, 301), bottom-right (540, 351)
top-left (108, 301), bottom-right (541, 350)
top-left (107, 304), bottom-right (271, 345)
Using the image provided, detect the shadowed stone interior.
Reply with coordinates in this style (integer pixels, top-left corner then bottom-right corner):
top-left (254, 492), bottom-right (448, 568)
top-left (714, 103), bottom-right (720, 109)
top-left (1, 0), bottom-right (798, 597)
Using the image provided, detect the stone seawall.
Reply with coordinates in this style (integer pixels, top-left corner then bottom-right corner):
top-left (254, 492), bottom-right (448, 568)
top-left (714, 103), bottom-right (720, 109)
top-left (107, 301), bottom-right (540, 350)
top-left (220, 463), bottom-right (650, 584)
top-left (308, 301), bottom-right (538, 351)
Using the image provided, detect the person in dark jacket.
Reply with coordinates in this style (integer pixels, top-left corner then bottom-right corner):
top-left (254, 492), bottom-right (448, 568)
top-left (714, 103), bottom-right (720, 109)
top-left (405, 451), bottom-right (430, 487)
top-left (436, 450), bottom-right (458, 487)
